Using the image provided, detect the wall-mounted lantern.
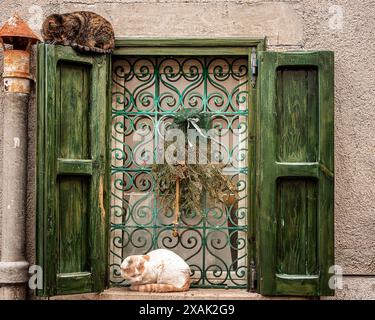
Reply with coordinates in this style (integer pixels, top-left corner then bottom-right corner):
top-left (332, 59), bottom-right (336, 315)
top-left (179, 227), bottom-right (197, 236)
top-left (0, 13), bottom-right (40, 94)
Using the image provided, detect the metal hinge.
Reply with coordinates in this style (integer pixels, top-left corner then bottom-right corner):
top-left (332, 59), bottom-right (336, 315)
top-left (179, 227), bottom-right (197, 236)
top-left (250, 48), bottom-right (258, 88)
top-left (250, 260), bottom-right (257, 291)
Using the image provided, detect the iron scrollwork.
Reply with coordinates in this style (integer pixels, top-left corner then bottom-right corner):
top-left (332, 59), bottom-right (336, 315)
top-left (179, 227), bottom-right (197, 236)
top-left (110, 56), bottom-right (249, 288)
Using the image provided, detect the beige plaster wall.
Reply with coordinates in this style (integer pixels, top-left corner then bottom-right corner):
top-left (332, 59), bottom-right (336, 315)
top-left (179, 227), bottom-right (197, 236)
top-left (0, 0), bottom-right (374, 299)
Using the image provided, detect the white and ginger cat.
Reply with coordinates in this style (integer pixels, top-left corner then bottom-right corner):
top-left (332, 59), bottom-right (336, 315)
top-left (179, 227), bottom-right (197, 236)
top-left (120, 249), bottom-right (191, 292)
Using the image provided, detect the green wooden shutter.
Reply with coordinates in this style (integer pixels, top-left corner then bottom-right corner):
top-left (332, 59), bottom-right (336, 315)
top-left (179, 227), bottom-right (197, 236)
top-left (37, 44), bottom-right (111, 296)
top-left (257, 51), bottom-right (334, 296)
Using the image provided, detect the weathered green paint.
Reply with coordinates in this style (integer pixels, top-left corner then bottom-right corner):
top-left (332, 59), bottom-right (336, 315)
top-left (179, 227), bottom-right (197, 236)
top-left (57, 61), bottom-right (90, 279)
top-left (36, 43), bottom-right (110, 296)
top-left (257, 51), bottom-right (334, 296)
top-left (276, 67), bottom-right (318, 162)
top-left (276, 162), bottom-right (320, 178)
top-left (114, 47), bottom-right (250, 56)
top-left (277, 178), bottom-right (318, 275)
top-left (58, 175), bottom-right (89, 274)
top-left (56, 272), bottom-right (92, 295)
top-left (113, 38), bottom-right (266, 56)
top-left (57, 159), bottom-right (93, 176)
top-left (104, 54), bottom-right (112, 288)
top-left (115, 37), bottom-right (266, 47)
top-left (247, 40), bottom-right (266, 291)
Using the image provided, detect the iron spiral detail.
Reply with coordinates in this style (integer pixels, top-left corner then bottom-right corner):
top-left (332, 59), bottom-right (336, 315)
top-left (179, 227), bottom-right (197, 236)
top-left (110, 56), bottom-right (249, 288)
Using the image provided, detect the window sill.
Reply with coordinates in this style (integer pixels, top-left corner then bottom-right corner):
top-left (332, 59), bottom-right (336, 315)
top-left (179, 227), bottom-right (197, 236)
top-left (48, 288), bottom-right (311, 300)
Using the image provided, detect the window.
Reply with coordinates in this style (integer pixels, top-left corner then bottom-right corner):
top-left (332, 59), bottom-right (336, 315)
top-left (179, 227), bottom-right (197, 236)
top-left (37, 40), bottom-right (334, 297)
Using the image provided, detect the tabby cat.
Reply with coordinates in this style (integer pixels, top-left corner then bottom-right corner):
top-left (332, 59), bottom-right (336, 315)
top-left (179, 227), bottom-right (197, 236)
top-left (120, 249), bottom-right (191, 292)
top-left (42, 11), bottom-right (115, 54)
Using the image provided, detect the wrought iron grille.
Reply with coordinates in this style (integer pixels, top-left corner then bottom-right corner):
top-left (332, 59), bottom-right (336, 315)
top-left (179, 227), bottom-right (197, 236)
top-left (110, 56), bottom-right (249, 288)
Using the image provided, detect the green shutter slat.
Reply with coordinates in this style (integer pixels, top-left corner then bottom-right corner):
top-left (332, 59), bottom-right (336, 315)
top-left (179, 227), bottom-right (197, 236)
top-left (37, 44), bottom-right (110, 296)
top-left (257, 51), bottom-right (334, 296)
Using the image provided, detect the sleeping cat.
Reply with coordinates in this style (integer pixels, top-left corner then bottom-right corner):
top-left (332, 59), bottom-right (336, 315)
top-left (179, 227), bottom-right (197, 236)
top-left (42, 11), bottom-right (115, 54)
top-left (120, 249), bottom-right (191, 292)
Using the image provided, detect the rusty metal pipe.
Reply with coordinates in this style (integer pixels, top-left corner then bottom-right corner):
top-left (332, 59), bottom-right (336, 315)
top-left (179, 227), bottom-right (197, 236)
top-left (0, 13), bottom-right (39, 300)
top-left (3, 50), bottom-right (32, 94)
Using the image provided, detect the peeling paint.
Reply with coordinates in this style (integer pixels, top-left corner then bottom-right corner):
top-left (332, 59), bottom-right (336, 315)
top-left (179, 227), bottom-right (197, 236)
top-left (99, 176), bottom-right (106, 224)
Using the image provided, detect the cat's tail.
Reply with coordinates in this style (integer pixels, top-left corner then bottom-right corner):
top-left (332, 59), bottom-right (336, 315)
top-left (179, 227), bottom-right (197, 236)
top-left (130, 283), bottom-right (189, 293)
top-left (71, 43), bottom-right (113, 54)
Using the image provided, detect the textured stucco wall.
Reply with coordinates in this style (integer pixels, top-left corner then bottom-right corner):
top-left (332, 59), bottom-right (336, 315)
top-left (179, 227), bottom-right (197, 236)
top-left (0, 0), bottom-right (374, 300)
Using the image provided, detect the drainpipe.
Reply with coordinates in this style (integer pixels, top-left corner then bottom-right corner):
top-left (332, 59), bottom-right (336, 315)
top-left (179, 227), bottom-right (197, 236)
top-left (0, 14), bottom-right (39, 300)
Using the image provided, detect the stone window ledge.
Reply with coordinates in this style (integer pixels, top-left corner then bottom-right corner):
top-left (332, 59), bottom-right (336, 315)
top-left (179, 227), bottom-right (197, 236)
top-left (47, 288), bottom-right (310, 300)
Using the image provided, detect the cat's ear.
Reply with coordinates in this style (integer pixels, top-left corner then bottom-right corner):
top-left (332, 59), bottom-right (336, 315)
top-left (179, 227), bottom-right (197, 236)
top-left (55, 14), bottom-right (64, 24)
top-left (46, 14), bottom-right (62, 28)
top-left (53, 14), bottom-right (64, 26)
top-left (142, 255), bottom-right (150, 261)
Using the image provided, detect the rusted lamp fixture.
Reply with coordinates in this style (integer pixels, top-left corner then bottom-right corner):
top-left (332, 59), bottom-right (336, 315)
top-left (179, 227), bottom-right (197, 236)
top-left (0, 13), bottom-right (40, 93)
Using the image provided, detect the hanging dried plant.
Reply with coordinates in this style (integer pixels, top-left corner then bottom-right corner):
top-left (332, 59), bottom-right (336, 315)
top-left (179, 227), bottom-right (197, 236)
top-left (152, 109), bottom-right (238, 216)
